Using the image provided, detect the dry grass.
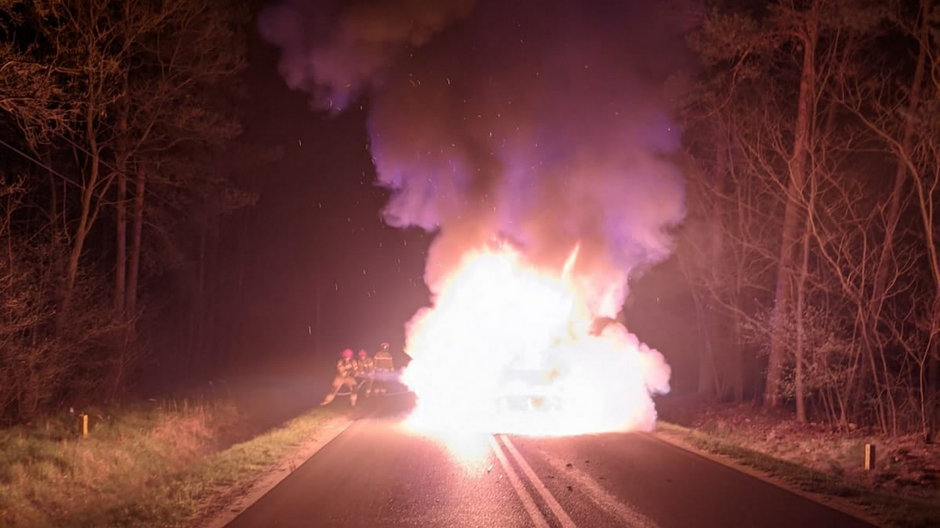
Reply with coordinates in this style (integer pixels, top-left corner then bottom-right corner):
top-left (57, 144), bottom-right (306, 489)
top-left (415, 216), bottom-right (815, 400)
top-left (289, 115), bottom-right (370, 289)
top-left (677, 404), bottom-right (938, 497)
top-left (0, 400), bottom-right (344, 527)
top-left (656, 401), bottom-right (940, 528)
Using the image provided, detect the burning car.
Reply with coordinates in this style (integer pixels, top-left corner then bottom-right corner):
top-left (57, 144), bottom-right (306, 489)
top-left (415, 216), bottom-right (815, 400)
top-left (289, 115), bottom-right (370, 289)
top-left (498, 361), bottom-right (564, 414)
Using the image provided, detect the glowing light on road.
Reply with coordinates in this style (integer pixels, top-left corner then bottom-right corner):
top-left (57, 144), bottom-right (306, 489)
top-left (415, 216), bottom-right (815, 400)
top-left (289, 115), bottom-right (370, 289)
top-left (402, 245), bottom-right (670, 438)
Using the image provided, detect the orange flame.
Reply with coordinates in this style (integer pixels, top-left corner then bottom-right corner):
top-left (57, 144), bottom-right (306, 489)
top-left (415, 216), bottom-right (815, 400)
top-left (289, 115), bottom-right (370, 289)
top-left (402, 244), bottom-right (670, 437)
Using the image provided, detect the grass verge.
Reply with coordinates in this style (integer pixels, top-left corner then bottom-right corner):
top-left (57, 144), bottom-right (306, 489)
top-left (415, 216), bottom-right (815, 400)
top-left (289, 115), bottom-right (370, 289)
top-left (0, 400), bottom-right (348, 527)
top-left (657, 421), bottom-right (940, 528)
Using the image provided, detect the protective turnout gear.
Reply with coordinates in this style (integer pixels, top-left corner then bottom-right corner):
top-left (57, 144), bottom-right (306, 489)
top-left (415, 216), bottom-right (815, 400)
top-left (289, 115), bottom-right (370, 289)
top-left (356, 349), bottom-right (375, 397)
top-left (337, 357), bottom-right (357, 378)
top-left (320, 349), bottom-right (360, 406)
top-left (372, 342), bottom-right (394, 395)
top-left (355, 349), bottom-right (374, 375)
top-left (374, 342), bottom-right (394, 370)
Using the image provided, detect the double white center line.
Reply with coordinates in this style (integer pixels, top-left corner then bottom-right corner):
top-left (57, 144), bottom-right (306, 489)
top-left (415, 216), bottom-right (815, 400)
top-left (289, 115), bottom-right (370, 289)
top-left (489, 434), bottom-right (577, 528)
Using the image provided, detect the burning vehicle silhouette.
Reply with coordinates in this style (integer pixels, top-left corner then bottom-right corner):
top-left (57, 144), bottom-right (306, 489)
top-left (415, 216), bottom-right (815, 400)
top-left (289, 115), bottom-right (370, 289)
top-left (496, 350), bottom-right (566, 414)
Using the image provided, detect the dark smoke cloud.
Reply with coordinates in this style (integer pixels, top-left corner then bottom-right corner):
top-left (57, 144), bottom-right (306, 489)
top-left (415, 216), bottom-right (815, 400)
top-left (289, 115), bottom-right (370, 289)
top-left (260, 0), bottom-right (689, 316)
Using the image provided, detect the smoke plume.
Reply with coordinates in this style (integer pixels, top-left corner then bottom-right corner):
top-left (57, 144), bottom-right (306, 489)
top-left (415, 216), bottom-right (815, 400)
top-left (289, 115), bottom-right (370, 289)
top-left (262, 1), bottom-right (688, 432)
top-left (261, 0), bottom-right (687, 315)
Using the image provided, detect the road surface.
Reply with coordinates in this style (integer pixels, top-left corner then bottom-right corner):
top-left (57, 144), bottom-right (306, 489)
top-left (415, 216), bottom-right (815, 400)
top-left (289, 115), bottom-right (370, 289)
top-left (226, 396), bottom-right (874, 528)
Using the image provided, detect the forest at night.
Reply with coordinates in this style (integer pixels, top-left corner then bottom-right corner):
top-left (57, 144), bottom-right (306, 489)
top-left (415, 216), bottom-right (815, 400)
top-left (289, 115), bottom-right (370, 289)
top-left (0, 1), bottom-right (937, 526)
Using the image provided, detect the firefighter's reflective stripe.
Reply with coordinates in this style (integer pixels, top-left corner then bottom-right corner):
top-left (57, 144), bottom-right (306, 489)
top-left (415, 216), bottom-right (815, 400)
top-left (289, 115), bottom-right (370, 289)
top-left (374, 352), bottom-right (393, 371)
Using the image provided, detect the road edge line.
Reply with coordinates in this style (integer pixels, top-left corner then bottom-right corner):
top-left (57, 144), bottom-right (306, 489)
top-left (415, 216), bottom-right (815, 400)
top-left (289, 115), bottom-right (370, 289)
top-left (201, 414), bottom-right (356, 528)
top-left (488, 435), bottom-right (552, 528)
top-left (648, 430), bottom-right (881, 527)
top-left (499, 435), bottom-right (578, 528)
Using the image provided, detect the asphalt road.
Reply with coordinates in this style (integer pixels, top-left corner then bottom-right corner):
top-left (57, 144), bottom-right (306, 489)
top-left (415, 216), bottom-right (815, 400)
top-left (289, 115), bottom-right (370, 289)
top-left (226, 396), bottom-right (875, 528)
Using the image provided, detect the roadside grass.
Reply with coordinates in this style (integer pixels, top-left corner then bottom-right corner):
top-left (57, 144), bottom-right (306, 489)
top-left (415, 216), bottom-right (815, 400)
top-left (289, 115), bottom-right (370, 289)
top-left (0, 400), bottom-right (347, 528)
top-left (657, 421), bottom-right (940, 528)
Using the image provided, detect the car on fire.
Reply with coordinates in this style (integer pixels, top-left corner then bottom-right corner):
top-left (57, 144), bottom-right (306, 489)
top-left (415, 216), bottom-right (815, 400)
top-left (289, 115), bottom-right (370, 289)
top-left (497, 360), bottom-right (564, 413)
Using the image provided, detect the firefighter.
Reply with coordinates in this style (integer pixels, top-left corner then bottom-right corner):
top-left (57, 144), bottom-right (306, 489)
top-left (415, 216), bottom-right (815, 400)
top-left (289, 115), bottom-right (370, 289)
top-left (320, 348), bottom-right (359, 406)
top-left (356, 348), bottom-right (375, 397)
top-left (372, 342), bottom-right (394, 395)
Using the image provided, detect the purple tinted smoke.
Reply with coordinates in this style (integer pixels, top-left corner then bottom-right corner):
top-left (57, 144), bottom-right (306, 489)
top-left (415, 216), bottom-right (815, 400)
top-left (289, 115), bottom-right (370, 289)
top-left (260, 0), bottom-right (688, 313)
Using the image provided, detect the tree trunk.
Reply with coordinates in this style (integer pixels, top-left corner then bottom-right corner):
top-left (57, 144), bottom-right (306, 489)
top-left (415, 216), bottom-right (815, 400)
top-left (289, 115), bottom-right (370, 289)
top-left (187, 209), bottom-right (209, 373)
top-left (929, 321), bottom-right (939, 442)
top-left (114, 74), bottom-right (130, 317)
top-left (908, 0), bottom-right (938, 443)
top-left (46, 157), bottom-right (58, 230)
top-left (730, 310), bottom-right (744, 402)
top-left (114, 169), bottom-right (127, 315)
top-left (850, 0), bottom-right (931, 433)
top-left (765, 5), bottom-right (817, 407)
top-left (62, 109), bottom-right (103, 317)
top-left (695, 290), bottom-right (718, 399)
top-left (794, 200), bottom-right (813, 423)
top-left (125, 167), bottom-right (146, 318)
top-left (912, 151), bottom-right (940, 438)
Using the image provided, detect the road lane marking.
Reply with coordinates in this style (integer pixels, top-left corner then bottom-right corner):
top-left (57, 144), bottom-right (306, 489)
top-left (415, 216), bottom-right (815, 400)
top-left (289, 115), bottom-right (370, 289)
top-left (488, 435), bottom-right (551, 528)
top-left (527, 441), bottom-right (659, 528)
top-left (499, 435), bottom-right (579, 528)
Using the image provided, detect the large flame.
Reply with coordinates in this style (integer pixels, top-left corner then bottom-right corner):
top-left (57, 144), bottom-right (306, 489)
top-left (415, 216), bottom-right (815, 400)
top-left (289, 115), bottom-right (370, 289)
top-left (402, 244), bottom-right (671, 437)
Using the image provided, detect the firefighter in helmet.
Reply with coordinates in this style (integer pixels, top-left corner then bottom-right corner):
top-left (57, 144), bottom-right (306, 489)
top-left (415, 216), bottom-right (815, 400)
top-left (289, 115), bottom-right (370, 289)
top-left (320, 348), bottom-right (359, 406)
top-left (356, 348), bottom-right (375, 397)
top-left (372, 342), bottom-right (394, 395)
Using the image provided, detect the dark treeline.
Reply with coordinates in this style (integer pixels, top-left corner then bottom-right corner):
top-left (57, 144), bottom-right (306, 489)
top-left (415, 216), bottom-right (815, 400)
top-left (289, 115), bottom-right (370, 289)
top-left (0, 0), bottom-right (259, 424)
top-left (678, 0), bottom-right (938, 436)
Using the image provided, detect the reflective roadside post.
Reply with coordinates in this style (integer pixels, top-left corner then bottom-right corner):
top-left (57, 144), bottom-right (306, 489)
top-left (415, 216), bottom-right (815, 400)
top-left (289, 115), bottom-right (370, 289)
top-left (864, 443), bottom-right (875, 470)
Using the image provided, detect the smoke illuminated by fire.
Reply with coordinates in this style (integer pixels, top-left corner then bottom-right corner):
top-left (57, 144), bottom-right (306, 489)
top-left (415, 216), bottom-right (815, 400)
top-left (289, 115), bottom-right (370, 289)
top-left (403, 244), bottom-right (670, 435)
top-left (261, 0), bottom-right (691, 436)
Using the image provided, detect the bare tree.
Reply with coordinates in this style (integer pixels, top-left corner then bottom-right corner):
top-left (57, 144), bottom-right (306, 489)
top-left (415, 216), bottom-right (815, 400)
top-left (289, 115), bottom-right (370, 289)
top-left (17, 0), bottom-right (245, 321)
top-left (682, 0), bottom-right (935, 431)
top-left (833, 0), bottom-right (939, 436)
top-left (0, 0), bottom-right (248, 416)
top-left (0, 1), bottom-right (77, 146)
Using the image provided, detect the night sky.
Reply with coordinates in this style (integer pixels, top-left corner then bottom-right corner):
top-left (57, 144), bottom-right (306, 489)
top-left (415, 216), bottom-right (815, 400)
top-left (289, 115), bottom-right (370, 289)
top-left (228, 39), bottom-right (431, 363)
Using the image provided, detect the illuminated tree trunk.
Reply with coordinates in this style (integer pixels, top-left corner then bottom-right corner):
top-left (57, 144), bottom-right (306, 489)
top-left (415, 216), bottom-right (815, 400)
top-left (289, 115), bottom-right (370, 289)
top-left (793, 179), bottom-right (815, 423)
top-left (695, 287), bottom-right (719, 399)
top-left (911, 142), bottom-right (939, 439)
top-left (766, 5), bottom-right (817, 407)
top-left (62, 106), bottom-right (105, 317)
top-left (729, 308), bottom-right (744, 402)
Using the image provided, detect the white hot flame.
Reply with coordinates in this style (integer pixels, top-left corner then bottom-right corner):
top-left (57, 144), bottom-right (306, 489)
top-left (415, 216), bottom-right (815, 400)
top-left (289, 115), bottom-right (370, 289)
top-left (402, 244), bottom-right (670, 437)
